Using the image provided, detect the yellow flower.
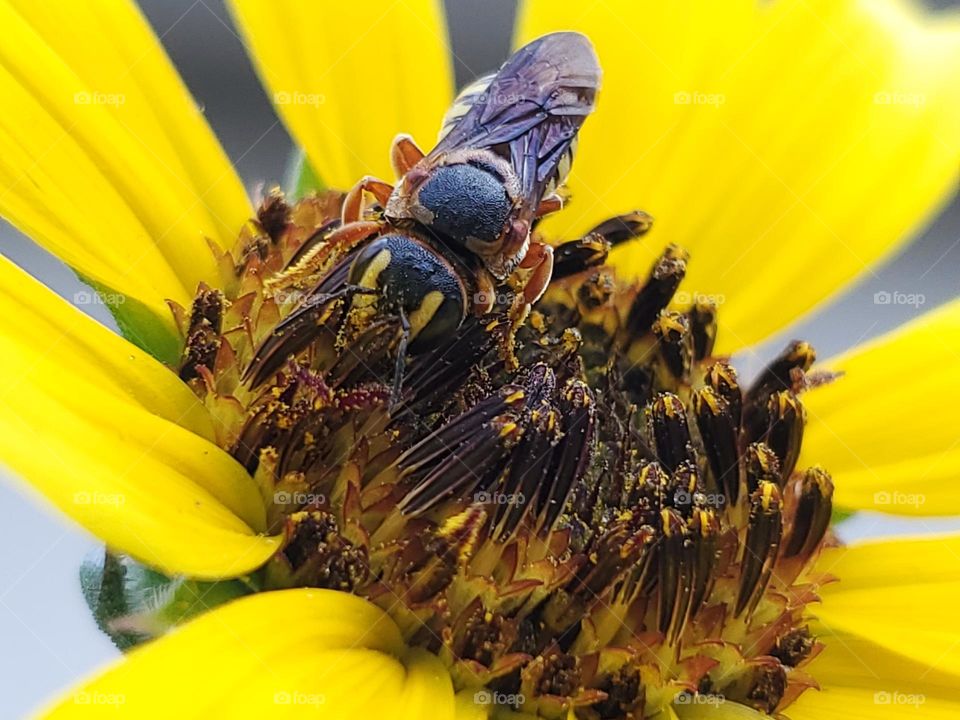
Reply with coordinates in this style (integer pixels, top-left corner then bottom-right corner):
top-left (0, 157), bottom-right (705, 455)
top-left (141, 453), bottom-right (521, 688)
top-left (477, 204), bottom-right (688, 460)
top-left (0, 0), bottom-right (958, 718)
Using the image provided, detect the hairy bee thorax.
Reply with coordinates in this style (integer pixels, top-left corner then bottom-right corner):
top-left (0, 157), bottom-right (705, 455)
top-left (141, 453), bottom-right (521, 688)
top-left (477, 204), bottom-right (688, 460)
top-left (174, 189), bottom-right (837, 719)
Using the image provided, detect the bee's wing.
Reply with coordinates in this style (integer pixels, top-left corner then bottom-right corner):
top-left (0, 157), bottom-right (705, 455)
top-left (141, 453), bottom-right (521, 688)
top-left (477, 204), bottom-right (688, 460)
top-left (436, 72), bottom-right (496, 145)
top-left (431, 32), bottom-right (601, 214)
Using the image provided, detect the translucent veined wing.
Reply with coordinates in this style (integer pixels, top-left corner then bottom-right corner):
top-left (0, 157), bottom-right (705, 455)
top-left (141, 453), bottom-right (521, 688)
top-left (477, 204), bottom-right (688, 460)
top-left (437, 72), bottom-right (495, 144)
top-left (431, 32), bottom-right (601, 216)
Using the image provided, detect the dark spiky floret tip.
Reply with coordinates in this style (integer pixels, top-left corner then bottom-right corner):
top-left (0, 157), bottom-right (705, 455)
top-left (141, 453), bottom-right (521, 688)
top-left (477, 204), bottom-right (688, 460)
top-left (178, 192), bottom-right (837, 718)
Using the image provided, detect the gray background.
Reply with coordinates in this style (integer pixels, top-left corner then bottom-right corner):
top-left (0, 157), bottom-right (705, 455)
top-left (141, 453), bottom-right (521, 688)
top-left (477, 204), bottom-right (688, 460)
top-left (0, 0), bottom-right (958, 716)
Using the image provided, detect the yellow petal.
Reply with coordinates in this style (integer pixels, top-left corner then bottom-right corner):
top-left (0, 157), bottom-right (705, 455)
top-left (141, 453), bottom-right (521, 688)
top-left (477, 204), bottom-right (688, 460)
top-left (676, 702), bottom-right (765, 719)
top-left (0, 0), bottom-right (251, 316)
top-left (790, 631), bottom-right (960, 719)
top-left (810, 533), bottom-right (960, 676)
top-left (0, 259), bottom-right (207, 437)
top-left (518, 0), bottom-right (960, 351)
top-left (229, 0), bottom-right (453, 189)
top-left (455, 690), bottom-right (492, 720)
top-left (0, 257), bottom-right (275, 578)
top-left (37, 589), bottom-right (458, 720)
top-left (397, 649), bottom-right (456, 720)
top-left (816, 531), bottom-right (960, 591)
top-left (801, 297), bottom-right (960, 515)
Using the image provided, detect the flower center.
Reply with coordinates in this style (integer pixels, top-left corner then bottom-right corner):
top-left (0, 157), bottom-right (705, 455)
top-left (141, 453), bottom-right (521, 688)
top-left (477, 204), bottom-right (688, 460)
top-left (177, 191), bottom-right (836, 719)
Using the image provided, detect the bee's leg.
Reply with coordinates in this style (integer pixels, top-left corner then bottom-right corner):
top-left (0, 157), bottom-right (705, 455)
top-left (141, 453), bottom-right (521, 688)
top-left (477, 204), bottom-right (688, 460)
top-left (472, 268), bottom-right (497, 315)
top-left (534, 193), bottom-right (565, 219)
top-left (323, 220), bottom-right (384, 253)
top-left (267, 220), bottom-right (383, 296)
top-left (494, 219), bottom-right (531, 278)
top-left (342, 176), bottom-right (395, 224)
top-left (391, 134), bottom-right (425, 177)
top-left (551, 210), bottom-right (653, 280)
top-left (518, 241), bottom-right (555, 305)
top-left (390, 309), bottom-right (411, 413)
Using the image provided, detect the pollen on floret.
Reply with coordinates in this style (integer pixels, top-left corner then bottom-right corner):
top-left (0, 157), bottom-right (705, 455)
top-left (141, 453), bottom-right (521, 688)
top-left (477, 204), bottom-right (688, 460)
top-left (174, 189), bottom-right (838, 718)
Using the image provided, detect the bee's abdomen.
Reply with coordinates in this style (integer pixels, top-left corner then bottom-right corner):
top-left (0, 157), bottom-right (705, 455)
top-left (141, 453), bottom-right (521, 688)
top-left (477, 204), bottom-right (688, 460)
top-left (542, 136), bottom-right (577, 197)
top-left (438, 73), bottom-right (495, 142)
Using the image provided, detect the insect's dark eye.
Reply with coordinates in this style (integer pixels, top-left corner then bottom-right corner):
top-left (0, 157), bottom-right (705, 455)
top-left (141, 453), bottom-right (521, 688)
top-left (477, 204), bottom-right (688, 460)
top-left (348, 234), bottom-right (466, 351)
top-left (416, 164), bottom-right (511, 245)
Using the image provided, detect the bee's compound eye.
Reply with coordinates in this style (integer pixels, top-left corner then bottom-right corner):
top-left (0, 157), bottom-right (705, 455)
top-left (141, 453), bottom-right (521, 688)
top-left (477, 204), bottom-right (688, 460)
top-left (348, 234), bottom-right (466, 351)
top-left (348, 236), bottom-right (393, 291)
top-left (416, 164), bottom-right (511, 245)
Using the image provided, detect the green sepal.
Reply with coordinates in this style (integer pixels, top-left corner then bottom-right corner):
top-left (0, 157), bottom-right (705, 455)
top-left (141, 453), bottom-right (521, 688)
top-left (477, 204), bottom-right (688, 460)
top-left (76, 274), bottom-right (182, 365)
top-left (80, 549), bottom-right (252, 651)
top-left (831, 507), bottom-right (855, 525)
top-left (283, 147), bottom-right (325, 199)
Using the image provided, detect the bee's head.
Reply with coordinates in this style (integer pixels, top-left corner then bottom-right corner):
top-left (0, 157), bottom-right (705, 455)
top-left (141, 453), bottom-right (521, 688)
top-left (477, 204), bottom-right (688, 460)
top-left (347, 233), bottom-right (467, 352)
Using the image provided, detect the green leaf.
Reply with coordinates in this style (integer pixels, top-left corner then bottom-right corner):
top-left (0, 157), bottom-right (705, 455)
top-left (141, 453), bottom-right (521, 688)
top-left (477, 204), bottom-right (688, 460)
top-left (80, 550), bottom-right (142, 651)
top-left (80, 549), bottom-right (252, 651)
top-left (284, 147), bottom-right (325, 199)
top-left (77, 275), bottom-right (182, 365)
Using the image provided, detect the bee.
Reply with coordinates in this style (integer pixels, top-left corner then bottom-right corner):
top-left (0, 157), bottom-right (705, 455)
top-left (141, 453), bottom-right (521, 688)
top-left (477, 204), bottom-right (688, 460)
top-left (383, 31), bottom-right (601, 305)
top-left (245, 32), bottom-right (651, 399)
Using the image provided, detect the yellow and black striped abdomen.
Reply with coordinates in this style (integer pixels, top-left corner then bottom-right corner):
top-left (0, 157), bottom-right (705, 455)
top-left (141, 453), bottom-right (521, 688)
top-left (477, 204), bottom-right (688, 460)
top-left (437, 73), bottom-right (495, 143)
top-left (542, 136), bottom-right (577, 198)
